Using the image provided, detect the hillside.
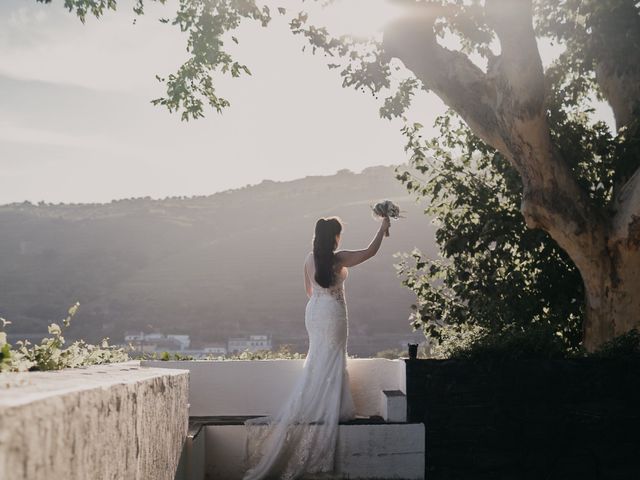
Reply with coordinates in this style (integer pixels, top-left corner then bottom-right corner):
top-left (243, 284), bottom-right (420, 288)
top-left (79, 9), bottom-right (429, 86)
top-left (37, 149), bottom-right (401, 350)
top-left (0, 166), bottom-right (437, 354)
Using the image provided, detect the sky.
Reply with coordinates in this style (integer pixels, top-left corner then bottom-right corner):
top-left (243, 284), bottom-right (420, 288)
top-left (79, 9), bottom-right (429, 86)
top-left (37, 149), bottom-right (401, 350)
top-left (0, 0), bottom-right (612, 205)
top-left (0, 0), bottom-right (434, 204)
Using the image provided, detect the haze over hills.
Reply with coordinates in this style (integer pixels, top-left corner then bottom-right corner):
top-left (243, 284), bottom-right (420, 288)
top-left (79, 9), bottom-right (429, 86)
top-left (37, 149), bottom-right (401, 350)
top-left (0, 166), bottom-right (437, 355)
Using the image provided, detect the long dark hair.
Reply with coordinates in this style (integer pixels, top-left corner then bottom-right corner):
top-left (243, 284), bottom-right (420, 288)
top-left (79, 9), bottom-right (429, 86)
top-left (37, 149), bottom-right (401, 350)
top-left (313, 217), bottom-right (343, 288)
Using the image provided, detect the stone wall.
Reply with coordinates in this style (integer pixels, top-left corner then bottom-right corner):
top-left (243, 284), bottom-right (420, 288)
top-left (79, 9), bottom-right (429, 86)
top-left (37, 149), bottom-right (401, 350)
top-left (405, 358), bottom-right (640, 480)
top-left (0, 361), bottom-right (189, 480)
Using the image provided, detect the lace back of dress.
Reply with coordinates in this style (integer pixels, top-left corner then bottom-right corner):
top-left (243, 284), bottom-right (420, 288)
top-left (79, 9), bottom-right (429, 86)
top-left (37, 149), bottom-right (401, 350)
top-left (307, 254), bottom-right (347, 303)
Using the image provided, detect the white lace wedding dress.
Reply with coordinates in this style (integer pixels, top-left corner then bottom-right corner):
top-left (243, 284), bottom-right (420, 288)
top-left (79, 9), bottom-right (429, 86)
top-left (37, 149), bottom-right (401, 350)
top-left (243, 254), bottom-right (356, 480)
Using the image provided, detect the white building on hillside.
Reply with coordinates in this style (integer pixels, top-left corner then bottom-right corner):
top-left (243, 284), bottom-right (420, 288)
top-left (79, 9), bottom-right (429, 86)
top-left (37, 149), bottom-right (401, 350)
top-left (203, 343), bottom-right (227, 356)
top-left (227, 335), bottom-right (272, 354)
top-left (124, 332), bottom-right (191, 352)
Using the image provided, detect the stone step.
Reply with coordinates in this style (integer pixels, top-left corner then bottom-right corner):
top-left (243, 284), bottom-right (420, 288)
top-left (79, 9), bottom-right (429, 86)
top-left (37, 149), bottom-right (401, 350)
top-left (177, 417), bottom-right (424, 480)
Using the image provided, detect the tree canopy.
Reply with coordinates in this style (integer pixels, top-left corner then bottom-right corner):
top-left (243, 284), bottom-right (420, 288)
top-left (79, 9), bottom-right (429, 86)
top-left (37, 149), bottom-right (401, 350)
top-left (396, 112), bottom-right (584, 351)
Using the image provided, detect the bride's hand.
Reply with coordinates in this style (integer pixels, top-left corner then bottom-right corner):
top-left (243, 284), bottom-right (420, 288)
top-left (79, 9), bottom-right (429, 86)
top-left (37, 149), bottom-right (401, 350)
top-left (381, 216), bottom-right (391, 237)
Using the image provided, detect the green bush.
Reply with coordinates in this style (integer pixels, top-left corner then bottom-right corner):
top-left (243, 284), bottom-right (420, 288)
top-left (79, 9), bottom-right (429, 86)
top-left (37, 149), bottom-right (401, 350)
top-left (431, 325), bottom-right (640, 362)
top-left (590, 329), bottom-right (640, 358)
top-left (427, 324), bottom-right (486, 359)
top-left (375, 348), bottom-right (406, 360)
top-left (223, 347), bottom-right (306, 360)
top-left (143, 345), bottom-right (306, 361)
top-left (0, 303), bottom-right (128, 372)
top-left (447, 323), bottom-right (569, 361)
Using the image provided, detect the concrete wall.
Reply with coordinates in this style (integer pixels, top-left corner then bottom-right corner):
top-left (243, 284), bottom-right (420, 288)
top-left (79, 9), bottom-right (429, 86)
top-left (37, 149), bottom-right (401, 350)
top-left (0, 361), bottom-right (189, 480)
top-left (141, 358), bottom-right (406, 418)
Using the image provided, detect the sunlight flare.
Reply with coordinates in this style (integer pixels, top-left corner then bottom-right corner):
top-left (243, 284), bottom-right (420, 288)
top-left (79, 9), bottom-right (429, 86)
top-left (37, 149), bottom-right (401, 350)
top-left (315, 0), bottom-right (410, 38)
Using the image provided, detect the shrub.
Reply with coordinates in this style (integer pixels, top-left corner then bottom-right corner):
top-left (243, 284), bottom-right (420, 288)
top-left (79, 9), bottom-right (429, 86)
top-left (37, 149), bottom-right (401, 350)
top-left (447, 323), bottom-right (569, 361)
top-left (225, 346), bottom-right (306, 360)
top-left (590, 329), bottom-right (640, 359)
top-left (427, 324), bottom-right (487, 359)
top-left (0, 303), bottom-right (128, 372)
top-left (144, 344), bottom-right (306, 361)
top-left (375, 348), bottom-right (406, 360)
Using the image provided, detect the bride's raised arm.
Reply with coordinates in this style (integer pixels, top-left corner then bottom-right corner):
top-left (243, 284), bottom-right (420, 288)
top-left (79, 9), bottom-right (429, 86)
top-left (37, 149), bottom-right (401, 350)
top-left (335, 218), bottom-right (390, 268)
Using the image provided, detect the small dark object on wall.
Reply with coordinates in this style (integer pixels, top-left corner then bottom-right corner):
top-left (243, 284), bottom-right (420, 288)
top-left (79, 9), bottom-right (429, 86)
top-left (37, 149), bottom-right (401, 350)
top-left (408, 343), bottom-right (418, 360)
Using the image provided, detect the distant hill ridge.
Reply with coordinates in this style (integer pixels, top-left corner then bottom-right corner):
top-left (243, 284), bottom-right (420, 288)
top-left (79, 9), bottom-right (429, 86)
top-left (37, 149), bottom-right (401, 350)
top-left (0, 165), bottom-right (436, 355)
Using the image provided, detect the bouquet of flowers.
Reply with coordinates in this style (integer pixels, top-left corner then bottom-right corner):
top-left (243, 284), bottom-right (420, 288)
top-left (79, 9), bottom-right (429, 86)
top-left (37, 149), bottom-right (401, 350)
top-left (371, 200), bottom-right (402, 237)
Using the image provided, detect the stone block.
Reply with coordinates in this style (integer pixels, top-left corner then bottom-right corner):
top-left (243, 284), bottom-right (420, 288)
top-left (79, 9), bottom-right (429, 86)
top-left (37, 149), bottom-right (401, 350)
top-left (380, 389), bottom-right (407, 423)
top-left (0, 361), bottom-right (189, 480)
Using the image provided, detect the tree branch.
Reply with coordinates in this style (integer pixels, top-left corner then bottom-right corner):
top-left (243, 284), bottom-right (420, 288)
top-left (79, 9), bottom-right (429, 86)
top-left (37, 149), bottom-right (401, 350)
top-left (590, 1), bottom-right (640, 131)
top-left (484, 0), bottom-right (611, 274)
top-left (382, 4), bottom-right (506, 152)
top-left (596, 64), bottom-right (640, 131)
top-left (485, 0), bottom-right (546, 119)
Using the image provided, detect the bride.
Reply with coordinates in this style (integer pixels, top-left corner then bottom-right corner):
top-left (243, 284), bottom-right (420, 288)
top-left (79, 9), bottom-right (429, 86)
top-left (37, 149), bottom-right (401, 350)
top-left (243, 215), bottom-right (391, 480)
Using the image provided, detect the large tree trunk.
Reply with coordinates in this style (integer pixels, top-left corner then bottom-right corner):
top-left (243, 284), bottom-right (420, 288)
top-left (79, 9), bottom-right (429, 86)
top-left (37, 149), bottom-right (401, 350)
top-left (590, 168), bottom-right (640, 348)
top-left (583, 245), bottom-right (640, 350)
